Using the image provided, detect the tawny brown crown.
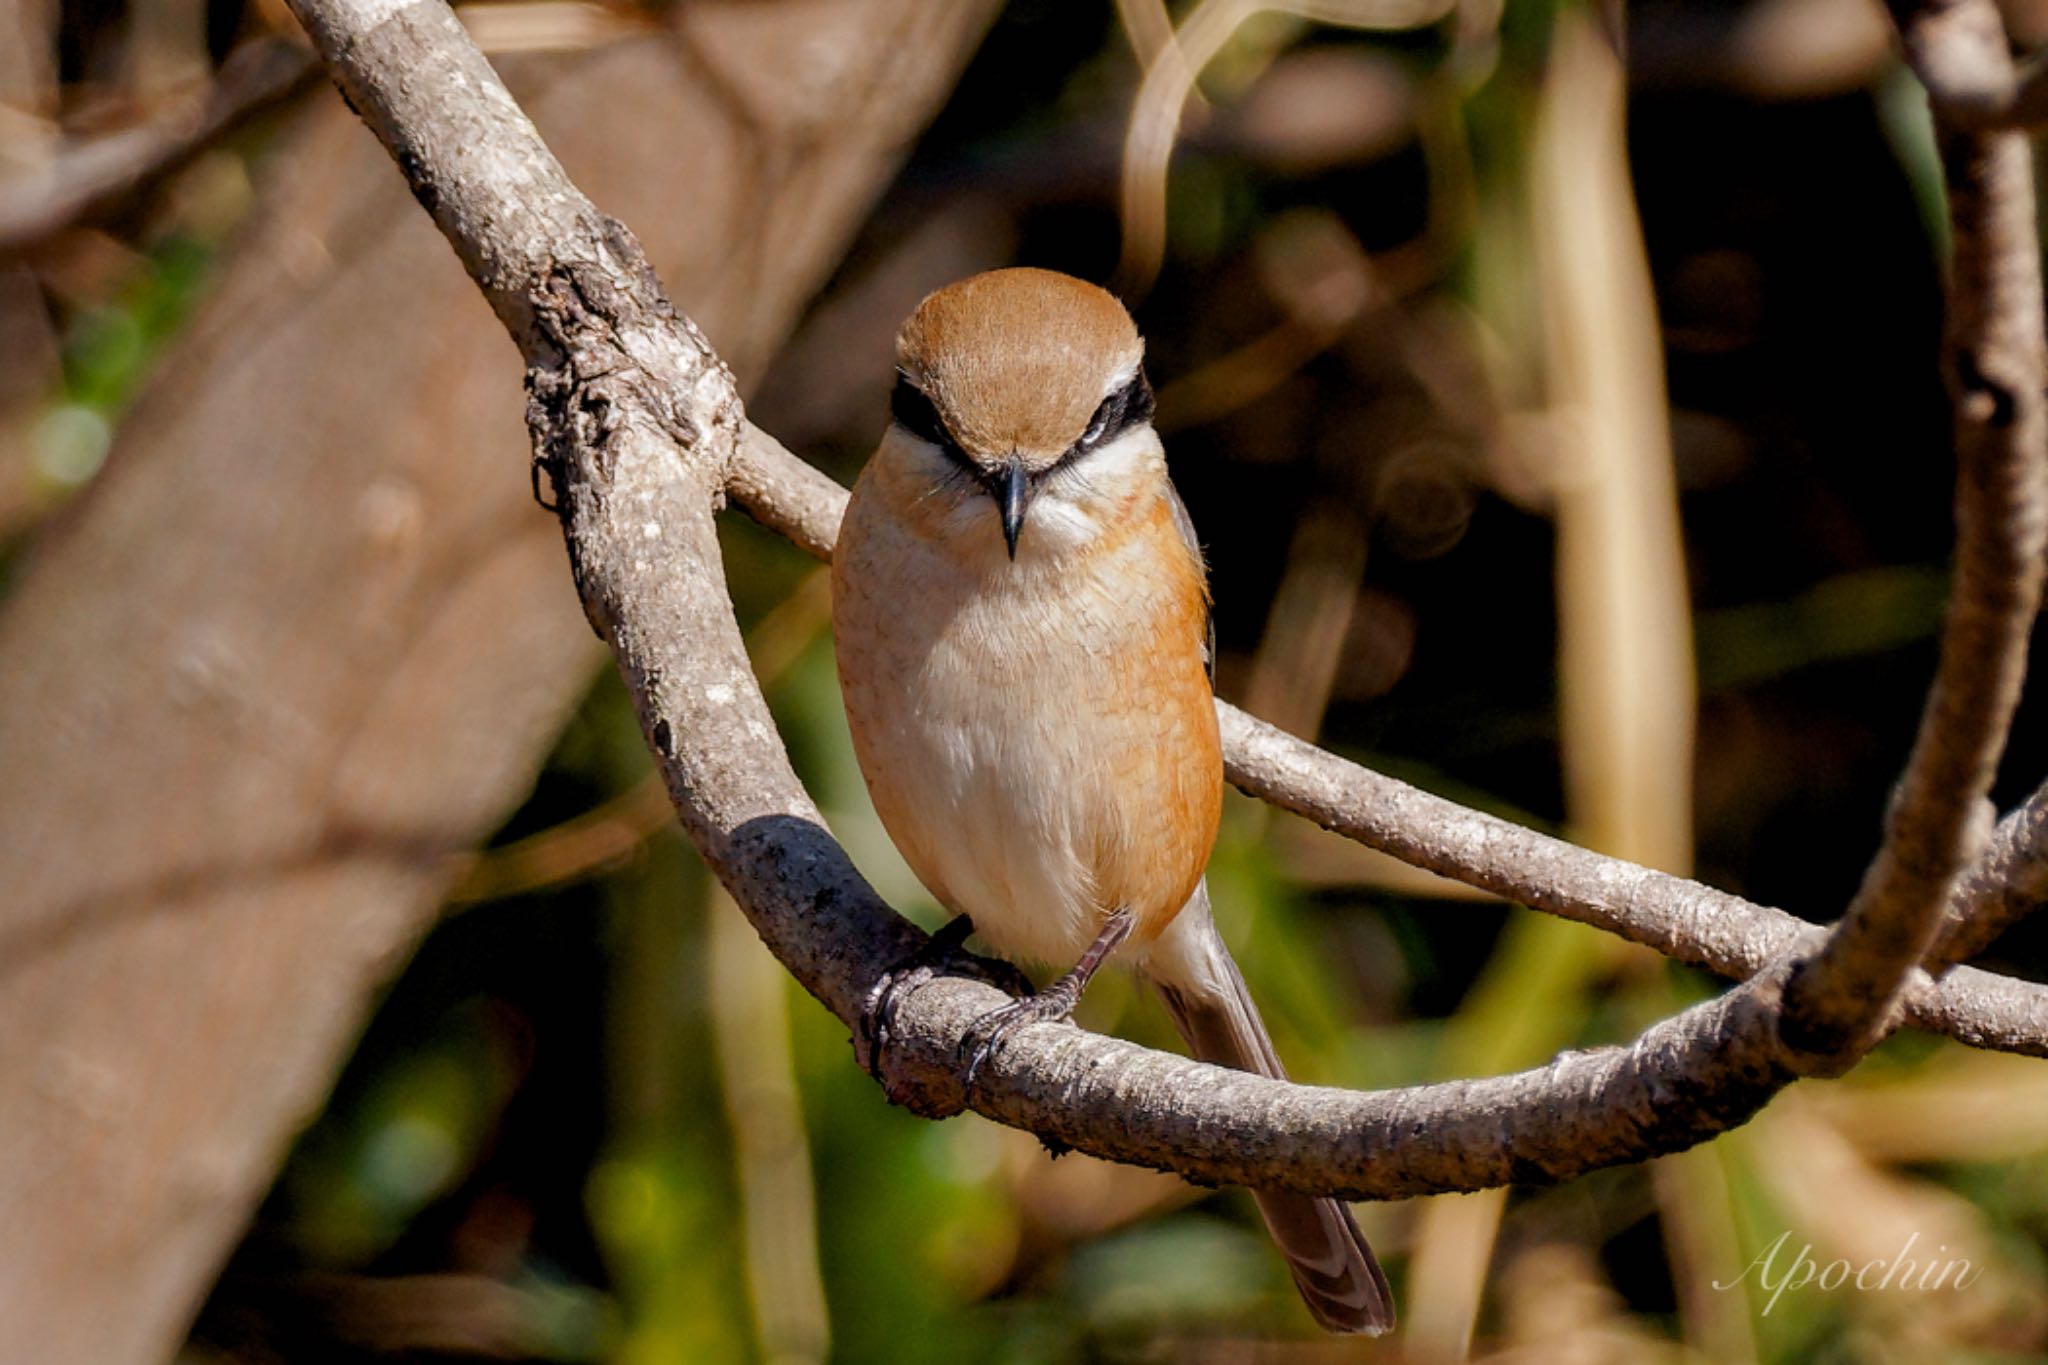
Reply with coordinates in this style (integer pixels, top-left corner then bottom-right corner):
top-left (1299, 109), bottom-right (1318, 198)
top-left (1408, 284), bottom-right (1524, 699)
top-left (895, 268), bottom-right (1145, 466)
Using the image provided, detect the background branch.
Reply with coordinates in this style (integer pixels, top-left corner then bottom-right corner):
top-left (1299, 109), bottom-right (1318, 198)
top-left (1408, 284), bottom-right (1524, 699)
top-left (1887, 0), bottom-right (2048, 129)
top-left (0, 37), bottom-right (315, 254)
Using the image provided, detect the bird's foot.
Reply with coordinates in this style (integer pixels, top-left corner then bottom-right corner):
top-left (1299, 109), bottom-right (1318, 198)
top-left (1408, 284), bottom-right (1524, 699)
top-left (957, 908), bottom-right (1135, 1097)
top-left (958, 974), bottom-right (1086, 1095)
top-left (857, 917), bottom-right (1032, 1085)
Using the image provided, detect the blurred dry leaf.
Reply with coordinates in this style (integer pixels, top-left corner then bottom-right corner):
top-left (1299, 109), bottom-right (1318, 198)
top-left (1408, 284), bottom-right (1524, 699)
top-left (1003, 1131), bottom-right (1193, 1255)
top-left (0, 38), bottom-right (313, 254)
top-left (1407, 1187), bottom-right (1507, 1361)
top-left (709, 886), bottom-right (832, 1365)
top-left (298, 1270), bottom-right (574, 1358)
top-left (1243, 506), bottom-right (1368, 741)
top-left (120, 0), bottom-right (209, 103)
top-left (1221, 47), bottom-right (1415, 173)
top-left (1156, 209), bottom-right (1378, 430)
top-left (1115, 0), bottom-right (1205, 115)
top-left (1532, 11), bottom-right (1693, 877)
top-left (749, 198), bottom-right (1017, 453)
top-left (449, 567), bottom-right (832, 905)
top-left (1652, 1146), bottom-right (1757, 1364)
top-left (0, 0), bottom-right (58, 135)
top-left (1272, 816), bottom-right (1495, 896)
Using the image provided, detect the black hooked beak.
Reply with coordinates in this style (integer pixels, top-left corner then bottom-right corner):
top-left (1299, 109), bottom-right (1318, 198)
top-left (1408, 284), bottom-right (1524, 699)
top-left (992, 455), bottom-right (1030, 559)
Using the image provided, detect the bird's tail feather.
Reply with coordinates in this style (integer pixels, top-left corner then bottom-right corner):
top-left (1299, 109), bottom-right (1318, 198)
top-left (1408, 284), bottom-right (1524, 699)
top-left (1152, 890), bottom-right (1395, 1335)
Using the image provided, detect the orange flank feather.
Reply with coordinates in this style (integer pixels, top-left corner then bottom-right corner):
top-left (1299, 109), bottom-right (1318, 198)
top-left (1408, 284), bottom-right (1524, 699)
top-left (1093, 492), bottom-right (1220, 944)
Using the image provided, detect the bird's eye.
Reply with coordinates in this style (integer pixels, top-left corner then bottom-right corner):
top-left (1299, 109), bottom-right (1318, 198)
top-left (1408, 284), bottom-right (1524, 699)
top-left (890, 374), bottom-right (955, 451)
top-left (1074, 370), bottom-right (1155, 454)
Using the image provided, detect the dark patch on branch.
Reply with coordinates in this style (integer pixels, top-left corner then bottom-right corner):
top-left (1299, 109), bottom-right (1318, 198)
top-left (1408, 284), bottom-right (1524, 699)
top-left (395, 145), bottom-right (438, 218)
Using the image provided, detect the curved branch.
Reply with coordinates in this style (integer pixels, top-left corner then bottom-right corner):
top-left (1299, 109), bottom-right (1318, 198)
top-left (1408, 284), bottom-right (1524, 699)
top-left (733, 422), bottom-right (2048, 1057)
top-left (285, 0), bottom-right (2048, 1211)
top-left (1933, 783), bottom-right (2048, 970)
top-left (1219, 704), bottom-right (2048, 1055)
top-left (1778, 23), bottom-right (2048, 1064)
top-left (874, 946), bottom-right (1804, 1199)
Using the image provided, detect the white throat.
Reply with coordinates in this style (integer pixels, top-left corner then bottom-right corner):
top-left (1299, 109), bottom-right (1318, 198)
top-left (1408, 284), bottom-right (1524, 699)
top-left (887, 422), bottom-right (1165, 569)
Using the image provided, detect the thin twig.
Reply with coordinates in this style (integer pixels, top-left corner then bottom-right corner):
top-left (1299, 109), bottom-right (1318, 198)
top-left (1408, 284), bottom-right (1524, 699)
top-left (1932, 783), bottom-right (2048, 969)
top-left (1220, 707), bottom-right (2048, 1057)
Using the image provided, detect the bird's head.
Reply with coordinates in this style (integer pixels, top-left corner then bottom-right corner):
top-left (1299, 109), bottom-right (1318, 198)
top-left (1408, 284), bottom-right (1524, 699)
top-left (886, 267), bottom-right (1159, 561)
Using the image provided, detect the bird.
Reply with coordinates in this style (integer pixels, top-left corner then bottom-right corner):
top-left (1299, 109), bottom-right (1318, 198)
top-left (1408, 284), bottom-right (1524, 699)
top-left (830, 266), bottom-right (1394, 1335)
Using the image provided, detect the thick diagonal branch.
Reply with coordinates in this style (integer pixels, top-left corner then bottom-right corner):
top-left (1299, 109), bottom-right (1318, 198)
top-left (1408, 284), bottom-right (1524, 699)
top-left (0, 6), bottom-right (1009, 1362)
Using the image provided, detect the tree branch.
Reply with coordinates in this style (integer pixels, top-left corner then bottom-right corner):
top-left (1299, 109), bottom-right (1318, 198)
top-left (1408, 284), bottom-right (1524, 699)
top-left (734, 421), bottom-right (2048, 1058)
top-left (285, 0), bottom-right (2048, 1217)
top-left (1932, 782), bottom-right (2048, 970)
top-left (1779, 0), bottom-right (2048, 1065)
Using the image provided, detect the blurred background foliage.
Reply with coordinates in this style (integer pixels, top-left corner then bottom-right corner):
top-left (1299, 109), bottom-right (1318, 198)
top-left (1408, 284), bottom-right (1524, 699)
top-left (7, 0), bottom-right (2048, 1360)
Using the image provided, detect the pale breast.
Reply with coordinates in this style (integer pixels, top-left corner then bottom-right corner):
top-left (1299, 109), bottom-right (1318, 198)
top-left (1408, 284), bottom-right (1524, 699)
top-left (832, 467), bottom-right (1221, 970)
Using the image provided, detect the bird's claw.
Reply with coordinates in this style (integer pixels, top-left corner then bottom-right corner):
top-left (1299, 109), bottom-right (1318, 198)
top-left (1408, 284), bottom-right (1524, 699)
top-left (856, 917), bottom-right (1032, 1085)
top-left (857, 959), bottom-right (939, 1082)
top-left (958, 984), bottom-right (1081, 1095)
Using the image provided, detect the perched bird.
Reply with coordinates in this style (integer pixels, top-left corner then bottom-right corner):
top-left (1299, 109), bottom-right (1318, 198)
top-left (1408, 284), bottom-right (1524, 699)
top-left (831, 267), bottom-right (1393, 1335)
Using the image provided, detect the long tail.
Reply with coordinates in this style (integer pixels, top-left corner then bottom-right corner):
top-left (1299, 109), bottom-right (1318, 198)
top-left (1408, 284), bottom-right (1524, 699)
top-left (1150, 886), bottom-right (1394, 1335)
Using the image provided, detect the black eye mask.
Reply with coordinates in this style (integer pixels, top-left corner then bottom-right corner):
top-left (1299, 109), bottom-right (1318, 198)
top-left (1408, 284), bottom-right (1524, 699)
top-left (889, 373), bottom-right (963, 460)
top-left (1069, 370), bottom-right (1155, 459)
top-left (889, 369), bottom-right (1155, 479)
